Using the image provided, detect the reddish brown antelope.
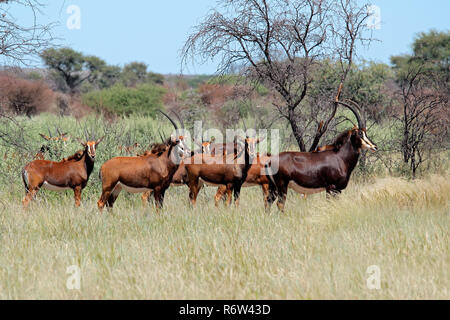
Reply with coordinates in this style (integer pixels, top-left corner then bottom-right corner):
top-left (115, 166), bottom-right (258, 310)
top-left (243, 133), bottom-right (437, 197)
top-left (265, 100), bottom-right (378, 212)
top-left (35, 128), bottom-right (70, 160)
top-left (138, 111), bottom-right (192, 205)
top-left (184, 135), bottom-right (260, 207)
top-left (97, 136), bottom-right (188, 211)
top-left (143, 135), bottom-right (267, 208)
top-left (22, 137), bottom-right (103, 208)
top-left (142, 135), bottom-right (241, 206)
top-left (140, 139), bottom-right (195, 206)
top-left (214, 153), bottom-right (271, 208)
top-left (98, 111), bottom-right (189, 211)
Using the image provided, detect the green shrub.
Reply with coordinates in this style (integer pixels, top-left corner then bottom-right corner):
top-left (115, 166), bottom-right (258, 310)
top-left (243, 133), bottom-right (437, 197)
top-left (82, 84), bottom-right (166, 116)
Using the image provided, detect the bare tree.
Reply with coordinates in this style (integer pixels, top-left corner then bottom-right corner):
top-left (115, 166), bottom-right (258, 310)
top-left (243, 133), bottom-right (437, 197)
top-left (397, 64), bottom-right (449, 179)
top-left (183, 0), bottom-right (372, 151)
top-left (0, 0), bottom-right (55, 66)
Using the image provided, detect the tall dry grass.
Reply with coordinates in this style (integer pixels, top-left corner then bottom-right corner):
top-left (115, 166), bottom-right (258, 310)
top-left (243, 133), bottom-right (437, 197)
top-left (0, 173), bottom-right (448, 299)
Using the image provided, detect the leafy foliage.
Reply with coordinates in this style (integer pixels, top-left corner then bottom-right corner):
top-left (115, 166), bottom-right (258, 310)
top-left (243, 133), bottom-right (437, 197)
top-left (82, 84), bottom-right (166, 116)
top-left (41, 48), bottom-right (118, 93)
top-left (120, 62), bottom-right (164, 87)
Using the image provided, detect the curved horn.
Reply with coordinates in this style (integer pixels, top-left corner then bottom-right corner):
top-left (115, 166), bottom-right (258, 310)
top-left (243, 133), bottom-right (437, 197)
top-left (336, 100), bottom-right (365, 129)
top-left (158, 110), bottom-right (178, 131)
top-left (170, 110), bottom-right (184, 129)
top-left (242, 119), bottom-right (247, 134)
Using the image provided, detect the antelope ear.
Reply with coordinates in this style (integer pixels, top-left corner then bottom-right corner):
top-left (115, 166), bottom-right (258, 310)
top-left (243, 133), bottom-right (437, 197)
top-left (95, 136), bottom-right (105, 145)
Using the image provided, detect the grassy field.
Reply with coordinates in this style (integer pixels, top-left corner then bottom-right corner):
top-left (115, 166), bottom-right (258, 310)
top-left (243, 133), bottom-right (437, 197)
top-left (0, 173), bottom-right (448, 299)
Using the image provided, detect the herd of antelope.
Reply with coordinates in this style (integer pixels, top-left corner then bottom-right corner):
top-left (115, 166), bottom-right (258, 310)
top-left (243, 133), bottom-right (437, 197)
top-left (21, 104), bottom-right (377, 212)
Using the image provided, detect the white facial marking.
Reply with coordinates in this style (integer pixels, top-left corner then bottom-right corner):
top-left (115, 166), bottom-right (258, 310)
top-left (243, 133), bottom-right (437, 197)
top-left (361, 131), bottom-right (377, 151)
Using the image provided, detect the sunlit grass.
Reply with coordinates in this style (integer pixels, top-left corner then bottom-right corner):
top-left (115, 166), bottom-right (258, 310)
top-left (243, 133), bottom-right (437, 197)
top-left (0, 173), bottom-right (448, 299)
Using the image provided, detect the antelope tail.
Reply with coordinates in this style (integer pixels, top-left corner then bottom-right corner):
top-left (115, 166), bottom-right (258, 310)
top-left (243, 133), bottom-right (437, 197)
top-left (22, 168), bottom-right (29, 193)
top-left (264, 160), bottom-right (278, 197)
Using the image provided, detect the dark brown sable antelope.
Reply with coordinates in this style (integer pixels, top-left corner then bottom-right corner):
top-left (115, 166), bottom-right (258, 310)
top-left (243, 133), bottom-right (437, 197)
top-left (266, 100), bottom-right (378, 212)
top-left (22, 136), bottom-right (104, 208)
top-left (97, 112), bottom-right (189, 211)
top-left (184, 135), bottom-right (260, 207)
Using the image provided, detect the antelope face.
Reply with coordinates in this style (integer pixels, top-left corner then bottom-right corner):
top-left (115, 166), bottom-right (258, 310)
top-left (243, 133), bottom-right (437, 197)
top-left (171, 136), bottom-right (190, 160)
top-left (354, 129), bottom-right (378, 152)
top-left (85, 141), bottom-right (97, 159)
top-left (245, 136), bottom-right (264, 158)
top-left (59, 134), bottom-right (70, 145)
top-left (178, 136), bottom-right (191, 158)
top-left (80, 137), bottom-right (104, 160)
top-left (202, 142), bottom-right (211, 154)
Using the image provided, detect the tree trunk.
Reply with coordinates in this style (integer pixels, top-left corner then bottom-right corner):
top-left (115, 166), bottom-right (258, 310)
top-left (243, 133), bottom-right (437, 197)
top-left (288, 108), bottom-right (306, 152)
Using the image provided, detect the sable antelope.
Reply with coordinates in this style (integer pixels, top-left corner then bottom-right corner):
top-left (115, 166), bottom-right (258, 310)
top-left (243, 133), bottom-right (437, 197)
top-left (184, 135), bottom-right (260, 207)
top-left (22, 136), bottom-right (104, 208)
top-left (145, 135), bottom-right (266, 208)
top-left (97, 137), bottom-right (188, 211)
top-left (210, 137), bottom-right (244, 157)
top-left (98, 111), bottom-right (189, 211)
top-left (119, 142), bottom-right (140, 155)
top-left (265, 100), bottom-right (378, 212)
top-left (214, 153), bottom-right (271, 208)
top-left (194, 137), bottom-right (216, 154)
top-left (140, 141), bottom-right (195, 206)
top-left (141, 136), bottom-right (239, 206)
top-left (35, 128), bottom-right (70, 160)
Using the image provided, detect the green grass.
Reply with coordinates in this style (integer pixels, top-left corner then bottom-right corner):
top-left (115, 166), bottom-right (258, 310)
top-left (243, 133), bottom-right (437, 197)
top-left (0, 174), bottom-right (448, 299)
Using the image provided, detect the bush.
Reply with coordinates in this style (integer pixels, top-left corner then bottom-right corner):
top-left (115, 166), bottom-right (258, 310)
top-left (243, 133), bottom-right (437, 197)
top-left (82, 84), bottom-right (166, 116)
top-left (0, 74), bottom-right (55, 116)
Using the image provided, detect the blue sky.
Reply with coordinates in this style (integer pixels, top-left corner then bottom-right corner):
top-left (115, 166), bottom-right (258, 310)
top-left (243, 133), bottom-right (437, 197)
top-left (9, 0), bottom-right (450, 74)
